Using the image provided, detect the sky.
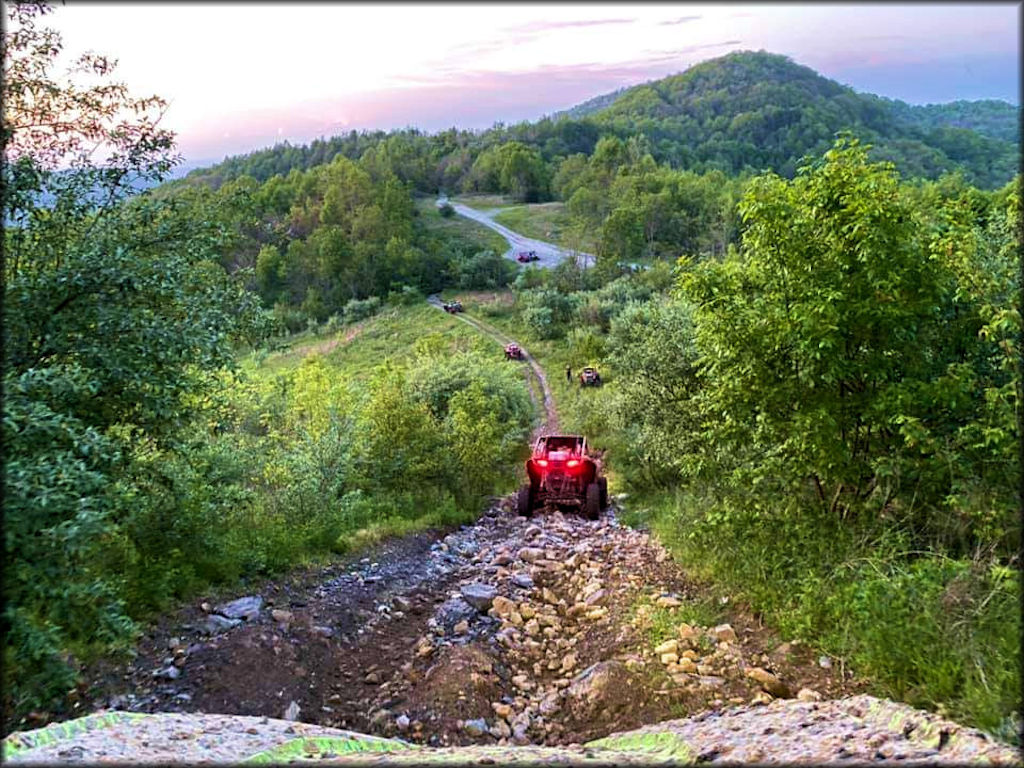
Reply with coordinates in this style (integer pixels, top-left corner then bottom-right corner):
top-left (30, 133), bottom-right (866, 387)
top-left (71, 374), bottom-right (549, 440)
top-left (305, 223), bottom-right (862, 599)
top-left (43, 2), bottom-right (1021, 166)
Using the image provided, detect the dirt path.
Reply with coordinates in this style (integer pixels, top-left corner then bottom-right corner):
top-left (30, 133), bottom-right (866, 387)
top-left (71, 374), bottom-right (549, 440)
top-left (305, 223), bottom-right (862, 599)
top-left (427, 295), bottom-right (556, 436)
top-left (437, 196), bottom-right (595, 270)
top-left (75, 503), bottom-right (865, 753)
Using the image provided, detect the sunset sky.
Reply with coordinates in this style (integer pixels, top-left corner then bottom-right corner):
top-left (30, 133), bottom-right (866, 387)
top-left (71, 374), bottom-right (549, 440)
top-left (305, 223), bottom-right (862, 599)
top-left (46, 3), bottom-right (1020, 166)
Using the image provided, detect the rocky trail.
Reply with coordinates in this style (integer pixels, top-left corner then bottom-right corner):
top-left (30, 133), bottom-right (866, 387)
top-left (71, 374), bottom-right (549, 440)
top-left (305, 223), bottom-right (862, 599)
top-left (11, 305), bottom-right (1018, 764)
top-left (19, 504), bottom-right (1018, 764)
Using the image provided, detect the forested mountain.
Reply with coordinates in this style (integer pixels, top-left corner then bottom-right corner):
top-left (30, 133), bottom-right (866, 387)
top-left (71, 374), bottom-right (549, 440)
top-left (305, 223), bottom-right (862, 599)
top-left (882, 98), bottom-right (1020, 143)
top-left (550, 85), bottom-right (630, 121)
top-left (575, 51), bottom-right (1019, 185)
top-left (182, 50), bottom-right (1019, 192)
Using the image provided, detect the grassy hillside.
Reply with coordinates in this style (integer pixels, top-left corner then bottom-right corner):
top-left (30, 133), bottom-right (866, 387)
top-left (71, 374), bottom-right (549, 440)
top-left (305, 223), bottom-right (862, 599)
top-left (413, 196), bottom-right (508, 256)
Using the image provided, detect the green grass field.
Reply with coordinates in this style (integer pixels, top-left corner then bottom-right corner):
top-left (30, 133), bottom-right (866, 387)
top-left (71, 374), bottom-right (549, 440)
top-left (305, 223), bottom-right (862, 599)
top-left (451, 194), bottom-right (512, 211)
top-left (244, 303), bottom-right (493, 380)
top-left (414, 196), bottom-right (508, 255)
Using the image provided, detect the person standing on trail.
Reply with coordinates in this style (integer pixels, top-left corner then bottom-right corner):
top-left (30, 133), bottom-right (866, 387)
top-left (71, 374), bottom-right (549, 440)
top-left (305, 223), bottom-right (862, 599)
top-left (566, 365), bottom-right (572, 383)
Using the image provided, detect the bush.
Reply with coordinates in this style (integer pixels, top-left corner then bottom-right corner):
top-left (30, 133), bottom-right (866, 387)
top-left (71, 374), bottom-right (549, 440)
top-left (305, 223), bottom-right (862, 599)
top-left (387, 285), bottom-right (424, 306)
top-left (322, 314), bottom-right (344, 335)
top-left (566, 327), bottom-right (606, 366)
top-left (272, 302), bottom-right (309, 334)
top-left (438, 202), bottom-right (455, 218)
top-left (457, 249), bottom-right (516, 290)
top-left (342, 296), bottom-right (382, 324)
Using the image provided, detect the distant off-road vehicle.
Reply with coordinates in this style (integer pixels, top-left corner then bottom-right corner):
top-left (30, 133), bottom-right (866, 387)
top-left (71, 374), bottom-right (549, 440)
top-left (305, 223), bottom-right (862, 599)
top-left (504, 342), bottom-right (524, 360)
top-left (579, 367), bottom-right (602, 387)
top-left (443, 300), bottom-right (463, 314)
top-left (518, 434), bottom-right (608, 519)
top-left (517, 250), bottom-right (539, 263)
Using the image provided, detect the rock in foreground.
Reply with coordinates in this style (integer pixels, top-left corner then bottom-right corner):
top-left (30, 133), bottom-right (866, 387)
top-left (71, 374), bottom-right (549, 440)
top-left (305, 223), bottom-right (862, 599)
top-left (4, 696), bottom-right (1017, 764)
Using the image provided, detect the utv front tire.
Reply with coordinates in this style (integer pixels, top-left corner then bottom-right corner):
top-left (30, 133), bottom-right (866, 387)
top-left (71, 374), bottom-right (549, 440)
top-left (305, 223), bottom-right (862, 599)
top-left (585, 482), bottom-right (601, 520)
top-left (517, 484), bottom-right (534, 517)
top-left (598, 476), bottom-right (608, 509)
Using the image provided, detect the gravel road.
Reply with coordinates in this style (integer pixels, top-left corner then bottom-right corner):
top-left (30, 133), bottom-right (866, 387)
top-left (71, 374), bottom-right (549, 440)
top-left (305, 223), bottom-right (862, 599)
top-left (437, 196), bottom-right (595, 269)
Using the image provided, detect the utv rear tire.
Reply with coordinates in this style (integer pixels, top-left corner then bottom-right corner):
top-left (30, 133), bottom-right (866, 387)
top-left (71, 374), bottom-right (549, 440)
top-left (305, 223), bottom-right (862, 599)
top-left (598, 476), bottom-right (608, 509)
top-left (517, 484), bottom-right (534, 517)
top-left (585, 482), bottom-right (601, 520)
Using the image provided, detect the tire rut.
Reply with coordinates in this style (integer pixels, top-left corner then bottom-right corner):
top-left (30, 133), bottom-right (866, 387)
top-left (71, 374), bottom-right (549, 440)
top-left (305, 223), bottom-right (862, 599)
top-left (428, 295), bottom-right (557, 435)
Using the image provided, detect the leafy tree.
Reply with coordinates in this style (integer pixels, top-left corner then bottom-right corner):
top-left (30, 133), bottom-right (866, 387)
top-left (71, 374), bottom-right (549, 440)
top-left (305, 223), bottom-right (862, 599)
top-left (2, 2), bottom-right (267, 721)
top-left (678, 138), bottom-right (1018, 550)
top-left (495, 141), bottom-right (548, 202)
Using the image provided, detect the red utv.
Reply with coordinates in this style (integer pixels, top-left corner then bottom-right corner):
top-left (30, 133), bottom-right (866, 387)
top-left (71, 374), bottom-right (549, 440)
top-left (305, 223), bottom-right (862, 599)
top-left (505, 342), bottom-right (524, 360)
top-left (517, 250), bottom-right (539, 263)
top-left (517, 434), bottom-right (608, 519)
top-left (443, 300), bottom-right (463, 314)
top-left (579, 367), bottom-right (602, 387)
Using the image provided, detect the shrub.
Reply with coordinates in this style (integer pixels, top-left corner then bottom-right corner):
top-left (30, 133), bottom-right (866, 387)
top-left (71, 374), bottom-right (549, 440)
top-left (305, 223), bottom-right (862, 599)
top-left (342, 296), bottom-right (382, 324)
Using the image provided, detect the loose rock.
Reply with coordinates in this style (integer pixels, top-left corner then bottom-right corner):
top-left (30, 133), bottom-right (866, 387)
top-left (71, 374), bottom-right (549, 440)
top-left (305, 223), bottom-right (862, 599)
top-left (654, 639), bottom-right (679, 656)
top-left (746, 666), bottom-right (792, 698)
top-left (214, 595), bottom-right (263, 621)
top-left (460, 583), bottom-right (498, 612)
top-left (201, 614), bottom-right (241, 635)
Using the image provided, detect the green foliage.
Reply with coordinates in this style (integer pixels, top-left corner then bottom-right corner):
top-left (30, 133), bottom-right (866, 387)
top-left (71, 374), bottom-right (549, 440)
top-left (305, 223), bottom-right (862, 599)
top-left (455, 249), bottom-right (517, 290)
top-left (652, 490), bottom-right (1020, 737)
top-left (584, 51), bottom-right (1018, 188)
top-left (343, 296), bottom-right (382, 323)
top-left (672, 138), bottom-right (1018, 552)
top-left (565, 327), bottom-right (606, 367)
top-left (607, 139), bottom-right (1020, 737)
top-left (606, 298), bottom-right (702, 485)
top-left (2, 3), bottom-right (273, 723)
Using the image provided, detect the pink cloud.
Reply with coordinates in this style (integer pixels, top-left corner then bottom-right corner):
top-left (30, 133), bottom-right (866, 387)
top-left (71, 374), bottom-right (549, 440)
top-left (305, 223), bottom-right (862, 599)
top-left (177, 57), bottom-right (696, 161)
top-left (504, 18), bottom-right (636, 33)
top-left (658, 16), bottom-right (702, 26)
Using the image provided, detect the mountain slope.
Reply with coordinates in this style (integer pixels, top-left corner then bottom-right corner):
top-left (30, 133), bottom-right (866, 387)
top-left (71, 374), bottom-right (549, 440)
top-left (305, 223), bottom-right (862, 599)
top-left (565, 51), bottom-right (1019, 186)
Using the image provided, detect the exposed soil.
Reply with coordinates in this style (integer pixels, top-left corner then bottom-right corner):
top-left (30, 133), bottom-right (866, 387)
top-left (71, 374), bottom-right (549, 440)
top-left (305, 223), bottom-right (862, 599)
top-left (74, 499), bottom-right (866, 750)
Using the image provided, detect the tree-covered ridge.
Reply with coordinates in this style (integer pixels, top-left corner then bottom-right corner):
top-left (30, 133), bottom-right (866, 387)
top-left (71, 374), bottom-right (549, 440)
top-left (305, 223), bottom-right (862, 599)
top-left (889, 99), bottom-right (1021, 143)
top-left (584, 51), bottom-right (1019, 186)
top-left (178, 51), bottom-right (1018, 194)
top-left (567, 53), bottom-right (1020, 143)
top-left (549, 85), bottom-right (631, 121)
